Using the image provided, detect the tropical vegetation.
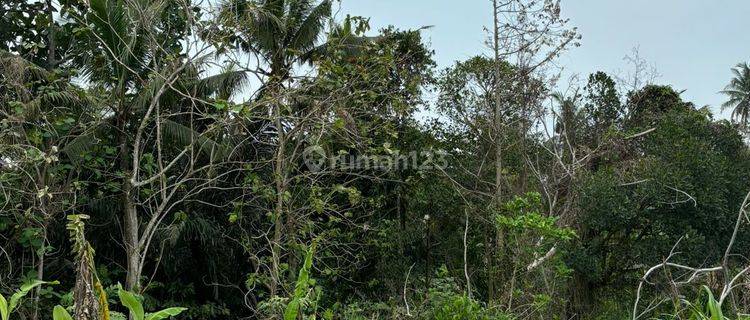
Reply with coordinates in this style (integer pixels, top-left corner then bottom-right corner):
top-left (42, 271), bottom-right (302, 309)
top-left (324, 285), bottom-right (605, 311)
top-left (1, 0), bottom-right (750, 319)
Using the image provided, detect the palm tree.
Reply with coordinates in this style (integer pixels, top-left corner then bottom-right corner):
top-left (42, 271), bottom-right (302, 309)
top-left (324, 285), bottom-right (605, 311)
top-left (552, 92), bottom-right (584, 148)
top-left (220, 0), bottom-right (332, 89)
top-left (721, 63), bottom-right (750, 126)
top-left (219, 0), bottom-right (340, 298)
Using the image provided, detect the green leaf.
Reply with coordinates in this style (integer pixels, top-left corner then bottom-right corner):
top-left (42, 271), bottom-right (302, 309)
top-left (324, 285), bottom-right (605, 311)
top-left (701, 286), bottom-right (724, 320)
top-left (0, 294), bottom-right (8, 320)
top-left (118, 285), bottom-right (145, 320)
top-left (283, 242), bottom-right (317, 320)
top-left (9, 280), bottom-right (55, 313)
top-left (53, 305), bottom-right (74, 320)
top-left (283, 299), bottom-right (301, 320)
top-left (145, 307), bottom-right (188, 320)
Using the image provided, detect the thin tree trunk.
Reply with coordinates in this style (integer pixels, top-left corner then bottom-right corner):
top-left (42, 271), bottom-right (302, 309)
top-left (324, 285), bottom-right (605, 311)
top-left (484, 228), bottom-right (494, 302)
top-left (124, 190), bottom-right (141, 292)
top-left (489, 0), bottom-right (504, 305)
top-left (118, 104), bottom-right (141, 292)
top-left (271, 94), bottom-right (285, 297)
top-left (32, 224), bottom-right (46, 320)
top-left (492, 0), bottom-right (503, 205)
top-left (33, 0), bottom-right (55, 312)
top-left (425, 219), bottom-right (432, 298)
top-left (32, 164), bottom-right (50, 320)
top-left (464, 209), bottom-right (472, 298)
top-left (45, 0), bottom-right (55, 70)
top-left (398, 191), bottom-right (405, 255)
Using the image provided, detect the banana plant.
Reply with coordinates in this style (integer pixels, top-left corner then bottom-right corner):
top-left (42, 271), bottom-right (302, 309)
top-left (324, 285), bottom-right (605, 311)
top-left (117, 284), bottom-right (186, 320)
top-left (703, 286), bottom-right (725, 320)
top-left (694, 286), bottom-right (727, 320)
top-left (0, 279), bottom-right (57, 320)
top-left (284, 242), bottom-right (318, 320)
top-left (678, 286), bottom-right (728, 320)
top-left (52, 306), bottom-right (73, 320)
top-left (53, 285), bottom-right (186, 320)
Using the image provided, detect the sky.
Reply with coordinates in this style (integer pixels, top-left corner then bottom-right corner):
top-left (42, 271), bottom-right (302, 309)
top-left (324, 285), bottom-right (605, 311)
top-left (340, 0), bottom-right (750, 118)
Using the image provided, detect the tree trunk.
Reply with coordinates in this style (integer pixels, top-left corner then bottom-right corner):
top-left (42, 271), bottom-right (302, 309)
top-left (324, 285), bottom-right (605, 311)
top-left (425, 220), bottom-right (432, 298)
top-left (270, 85), bottom-right (286, 297)
top-left (489, 0), bottom-right (504, 305)
top-left (32, 224), bottom-right (46, 320)
top-left (32, 162), bottom-right (51, 320)
top-left (569, 271), bottom-right (593, 317)
top-left (118, 105), bottom-right (141, 292)
top-left (45, 0), bottom-right (55, 70)
top-left (124, 192), bottom-right (141, 292)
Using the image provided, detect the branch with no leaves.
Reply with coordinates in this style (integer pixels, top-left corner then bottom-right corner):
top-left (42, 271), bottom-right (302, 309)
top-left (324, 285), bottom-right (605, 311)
top-left (526, 245), bottom-right (557, 272)
top-left (625, 127), bottom-right (656, 140)
top-left (632, 190), bottom-right (750, 319)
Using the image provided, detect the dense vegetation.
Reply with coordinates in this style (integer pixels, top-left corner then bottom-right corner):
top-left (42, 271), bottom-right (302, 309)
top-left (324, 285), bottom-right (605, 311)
top-left (2, 0), bottom-right (750, 319)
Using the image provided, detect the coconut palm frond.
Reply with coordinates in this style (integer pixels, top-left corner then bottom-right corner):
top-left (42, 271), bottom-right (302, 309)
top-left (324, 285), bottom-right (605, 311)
top-left (288, 0), bottom-right (315, 28)
top-left (299, 36), bottom-right (379, 64)
top-left (721, 62), bottom-right (750, 125)
top-left (220, 0), bottom-right (284, 55)
top-left (132, 75), bottom-right (168, 112)
top-left (289, 0), bottom-right (331, 54)
top-left (263, 0), bottom-right (286, 17)
top-left (161, 119), bottom-right (232, 160)
top-left (196, 69), bottom-right (250, 100)
top-left (62, 133), bottom-right (102, 165)
top-left (84, 0), bottom-right (155, 85)
top-left (41, 91), bottom-right (80, 107)
top-left (87, 195), bottom-right (123, 218)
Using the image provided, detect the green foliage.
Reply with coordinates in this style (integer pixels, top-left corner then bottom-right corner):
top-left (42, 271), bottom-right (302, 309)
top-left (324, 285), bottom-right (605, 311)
top-left (284, 242), bottom-right (318, 320)
top-left (117, 285), bottom-right (186, 320)
top-left (118, 284), bottom-right (145, 320)
top-left (698, 286), bottom-right (725, 320)
top-left (418, 266), bottom-right (512, 320)
top-left (721, 63), bottom-right (750, 125)
top-left (496, 192), bottom-right (575, 241)
top-left (431, 295), bottom-right (492, 320)
top-left (217, 0), bottom-right (333, 74)
top-left (146, 308), bottom-right (190, 320)
top-left (658, 286), bottom-right (730, 320)
top-left (52, 306), bottom-right (73, 320)
top-left (0, 280), bottom-right (56, 320)
top-left (3, 0), bottom-right (750, 318)
top-left (0, 296), bottom-right (5, 320)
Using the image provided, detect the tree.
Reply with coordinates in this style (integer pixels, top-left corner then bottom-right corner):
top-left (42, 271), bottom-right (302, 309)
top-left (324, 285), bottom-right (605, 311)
top-left (721, 62), bottom-right (750, 126)
top-left (54, 0), bottom-right (251, 294)
top-left (0, 0), bottom-right (83, 69)
top-left (7, 2), bottom-right (750, 319)
top-left (219, 0), bottom-right (332, 88)
top-left (566, 83), bottom-right (750, 316)
top-left (0, 48), bottom-right (91, 319)
top-left (218, 0), bottom-right (332, 296)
